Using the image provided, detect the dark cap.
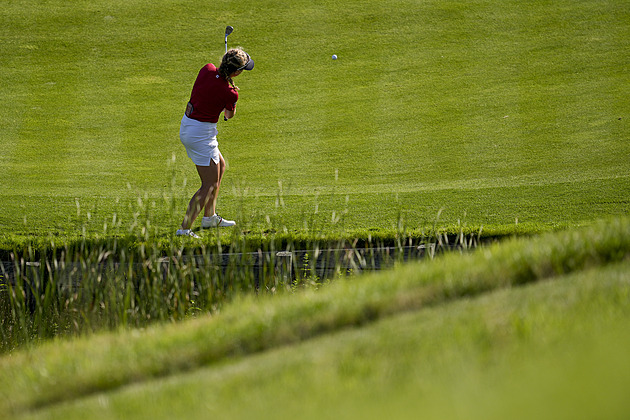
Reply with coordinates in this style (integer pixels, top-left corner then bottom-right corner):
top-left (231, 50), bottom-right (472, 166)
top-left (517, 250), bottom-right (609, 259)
top-left (237, 53), bottom-right (254, 71)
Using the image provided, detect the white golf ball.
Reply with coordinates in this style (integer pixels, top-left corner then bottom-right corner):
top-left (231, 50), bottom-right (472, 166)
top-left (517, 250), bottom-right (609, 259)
top-left (332, 54), bottom-right (338, 60)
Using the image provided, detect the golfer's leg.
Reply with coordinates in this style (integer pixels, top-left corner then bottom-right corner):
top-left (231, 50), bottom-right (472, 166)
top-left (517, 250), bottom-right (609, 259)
top-left (204, 154), bottom-right (226, 217)
top-left (181, 163), bottom-right (219, 229)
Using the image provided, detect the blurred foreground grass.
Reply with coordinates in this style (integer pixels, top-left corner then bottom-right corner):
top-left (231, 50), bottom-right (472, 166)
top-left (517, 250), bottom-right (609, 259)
top-left (1, 217), bottom-right (629, 419)
top-left (24, 262), bottom-right (629, 420)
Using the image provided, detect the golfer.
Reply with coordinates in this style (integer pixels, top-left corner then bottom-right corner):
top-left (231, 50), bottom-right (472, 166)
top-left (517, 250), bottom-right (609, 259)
top-left (176, 48), bottom-right (254, 238)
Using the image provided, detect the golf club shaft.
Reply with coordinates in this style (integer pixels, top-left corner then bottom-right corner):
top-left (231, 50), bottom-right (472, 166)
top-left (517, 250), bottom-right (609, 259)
top-left (223, 26), bottom-right (234, 121)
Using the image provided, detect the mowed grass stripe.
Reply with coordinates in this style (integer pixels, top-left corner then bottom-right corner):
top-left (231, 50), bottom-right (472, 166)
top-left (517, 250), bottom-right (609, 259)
top-left (1, 217), bottom-right (628, 415)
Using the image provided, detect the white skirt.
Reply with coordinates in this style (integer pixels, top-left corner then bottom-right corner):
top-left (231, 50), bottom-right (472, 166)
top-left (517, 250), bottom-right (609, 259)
top-left (179, 115), bottom-right (222, 166)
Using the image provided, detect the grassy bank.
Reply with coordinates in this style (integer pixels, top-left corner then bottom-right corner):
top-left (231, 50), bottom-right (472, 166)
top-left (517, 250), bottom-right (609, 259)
top-left (20, 261), bottom-right (630, 420)
top-left (1, 217), bottom-right (628, 417)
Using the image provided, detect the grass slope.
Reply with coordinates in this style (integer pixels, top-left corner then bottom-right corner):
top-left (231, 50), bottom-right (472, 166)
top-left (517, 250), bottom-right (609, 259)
top-left (18, 261), bottom-right (630, 420)
top-left (1, 217), bottom-right (629, 417)
top-left (1, 0), bottom-right (629, 240)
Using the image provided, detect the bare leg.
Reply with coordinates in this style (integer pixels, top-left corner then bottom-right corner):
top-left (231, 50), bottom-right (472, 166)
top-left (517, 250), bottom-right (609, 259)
top-left (181, 162), bottom-right (220, 230)
top-left (204, 154), bottom-right (226, 217)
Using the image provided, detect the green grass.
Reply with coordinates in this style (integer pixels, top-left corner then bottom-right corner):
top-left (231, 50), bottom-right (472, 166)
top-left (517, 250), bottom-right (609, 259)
top-left (1, 0), bottom-right (629, 243)
top-left (17, 262), bottom-right (630, 420)
top-left (1, 1), bottom-right (629, 417)
top-left (1, 217), bottom-right (629, 418)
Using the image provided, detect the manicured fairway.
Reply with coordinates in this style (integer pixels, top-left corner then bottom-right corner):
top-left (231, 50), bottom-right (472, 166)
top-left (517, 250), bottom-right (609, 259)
top-left (1, 0), bottom-right (629, 241)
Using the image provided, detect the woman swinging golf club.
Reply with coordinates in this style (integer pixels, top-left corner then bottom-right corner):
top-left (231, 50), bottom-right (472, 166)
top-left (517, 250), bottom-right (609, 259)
top-left (176, 48), bottom-right (254, 238)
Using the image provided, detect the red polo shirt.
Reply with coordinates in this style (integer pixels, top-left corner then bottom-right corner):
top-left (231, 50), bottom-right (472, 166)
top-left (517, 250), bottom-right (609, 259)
top-left (186, 63), bottom-right (238, 123)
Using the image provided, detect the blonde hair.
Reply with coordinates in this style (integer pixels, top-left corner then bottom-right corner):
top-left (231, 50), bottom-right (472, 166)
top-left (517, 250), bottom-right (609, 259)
top-left (218, 48), bottom-right (249, 90)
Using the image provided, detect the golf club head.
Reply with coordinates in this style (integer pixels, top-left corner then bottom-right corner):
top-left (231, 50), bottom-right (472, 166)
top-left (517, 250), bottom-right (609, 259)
top-left (224, 26), bottom-right (234, 54)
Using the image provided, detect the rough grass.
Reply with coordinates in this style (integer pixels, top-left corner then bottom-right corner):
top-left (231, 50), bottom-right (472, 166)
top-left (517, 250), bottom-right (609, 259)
top-left (1, 217), bottom-right (628, 417)
top-left (18, 261), bottom-right (630, 420)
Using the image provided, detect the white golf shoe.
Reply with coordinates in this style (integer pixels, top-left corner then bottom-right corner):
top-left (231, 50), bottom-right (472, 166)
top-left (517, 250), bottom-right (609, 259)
top-left (176, 229), bottom-right (200, 238)
top-left (201, 214), bottom-right (236, 228)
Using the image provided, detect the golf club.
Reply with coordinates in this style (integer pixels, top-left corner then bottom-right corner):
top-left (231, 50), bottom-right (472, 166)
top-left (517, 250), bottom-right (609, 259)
top-left (224, 25), bottom-right (233, 54)
top-left (223, 25), bottom-right (234, 121)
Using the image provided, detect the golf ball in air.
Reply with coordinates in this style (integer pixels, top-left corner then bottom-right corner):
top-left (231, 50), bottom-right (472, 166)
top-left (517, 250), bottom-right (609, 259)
top-left (332, 54), bottom-right (338, 60)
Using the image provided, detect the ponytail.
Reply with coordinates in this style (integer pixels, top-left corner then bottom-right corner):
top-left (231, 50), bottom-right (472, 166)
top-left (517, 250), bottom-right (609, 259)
top-left (218, 48), bottom-right (249, 90)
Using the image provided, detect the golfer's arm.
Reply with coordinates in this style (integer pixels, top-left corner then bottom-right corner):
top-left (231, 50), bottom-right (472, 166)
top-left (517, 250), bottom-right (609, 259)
top-left (223, 108), bottom-right (236, 120)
